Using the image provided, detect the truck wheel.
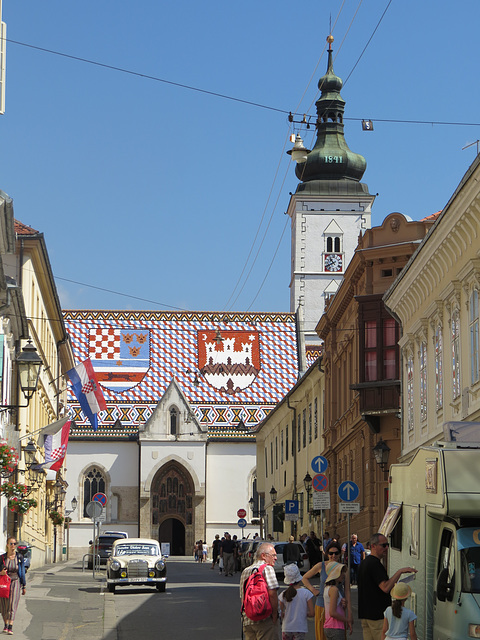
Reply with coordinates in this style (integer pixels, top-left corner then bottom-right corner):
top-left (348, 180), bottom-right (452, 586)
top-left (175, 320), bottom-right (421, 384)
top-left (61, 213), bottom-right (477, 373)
top-left (107, 583), bottom-right (115, 594)
top-left (156, 583), bottom-right (166, 593)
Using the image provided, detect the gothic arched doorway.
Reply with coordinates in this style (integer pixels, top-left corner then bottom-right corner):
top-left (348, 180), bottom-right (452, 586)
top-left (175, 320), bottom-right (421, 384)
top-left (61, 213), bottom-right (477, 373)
top-left (159, 518), bottom-right (185, 555)
top-left (151, 461), bottom-right (194, 556)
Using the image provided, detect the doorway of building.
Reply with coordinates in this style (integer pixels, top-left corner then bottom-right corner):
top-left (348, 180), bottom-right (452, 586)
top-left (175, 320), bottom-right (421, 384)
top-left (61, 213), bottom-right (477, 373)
top-left (159, 518), bottom-right (185, 556)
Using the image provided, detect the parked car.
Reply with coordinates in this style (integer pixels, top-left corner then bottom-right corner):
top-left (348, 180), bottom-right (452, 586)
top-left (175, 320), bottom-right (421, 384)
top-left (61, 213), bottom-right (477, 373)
top-left (102, 530), bottom-right (128, 538)
top-left (241, 539), bottom-right (265, 570)
top-left (238, 540), bottom-right (252, 570)
top-left (87, 534), bottom-right (126, 569)
top-left (106, 538), bottom-right (167, 593)
top-left (271, 541), bottom-right (310, 576)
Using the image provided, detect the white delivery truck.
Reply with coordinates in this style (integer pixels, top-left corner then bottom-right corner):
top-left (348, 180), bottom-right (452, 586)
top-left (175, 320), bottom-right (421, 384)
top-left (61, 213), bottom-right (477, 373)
top-left (380, 422), bottom-right (480, 640)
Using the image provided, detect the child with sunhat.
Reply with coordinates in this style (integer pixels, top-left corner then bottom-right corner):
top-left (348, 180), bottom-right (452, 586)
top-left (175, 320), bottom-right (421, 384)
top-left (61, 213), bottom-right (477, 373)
top-left (279, 563), bottom-right (315, 640)
top-left (381, 581), bottom-right (417, 640)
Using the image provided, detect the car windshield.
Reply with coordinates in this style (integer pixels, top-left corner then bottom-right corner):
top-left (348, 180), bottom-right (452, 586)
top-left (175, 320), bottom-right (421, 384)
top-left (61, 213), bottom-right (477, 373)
top-left (97, 537), bottom-right (118, 546)
top-left (460, 546), bottom-right (480, 593)
top-left (115, 543), bottom-right (159, 556)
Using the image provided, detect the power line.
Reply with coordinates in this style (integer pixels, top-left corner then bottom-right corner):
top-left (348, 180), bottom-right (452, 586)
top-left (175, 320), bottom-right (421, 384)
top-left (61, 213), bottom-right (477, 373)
top-left (6, 37), bottom-right (480, 129)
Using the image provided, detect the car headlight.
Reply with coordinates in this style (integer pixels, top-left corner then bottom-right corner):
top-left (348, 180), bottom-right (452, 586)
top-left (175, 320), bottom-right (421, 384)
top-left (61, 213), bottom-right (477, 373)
top-left (469, 624), bottom-right (480, 638)
top-left (110, 560), bottom-right (121, 571)
top-left (155, 560), bottom-right (166, 571)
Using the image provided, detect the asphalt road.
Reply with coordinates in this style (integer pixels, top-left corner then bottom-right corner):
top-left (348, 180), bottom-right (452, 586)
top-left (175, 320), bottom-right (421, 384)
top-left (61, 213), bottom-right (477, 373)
top-left (14, 557), bottom-right (364, 640)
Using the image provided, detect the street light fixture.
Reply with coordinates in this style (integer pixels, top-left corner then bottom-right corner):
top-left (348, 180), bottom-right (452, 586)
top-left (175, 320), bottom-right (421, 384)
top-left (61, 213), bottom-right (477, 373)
top-left (373, 438), bottom-right (391, 471)
top-left (269, 486), bottom-right (277, 504)
top-left (0, 341), bottom-right (43, 409)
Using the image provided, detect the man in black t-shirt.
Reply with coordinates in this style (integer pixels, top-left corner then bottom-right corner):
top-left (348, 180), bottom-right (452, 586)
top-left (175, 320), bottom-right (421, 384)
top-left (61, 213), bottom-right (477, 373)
top-left (358, 532), bottom-right (416, 640)
top-left (220, 532), bottom-right (236, 576)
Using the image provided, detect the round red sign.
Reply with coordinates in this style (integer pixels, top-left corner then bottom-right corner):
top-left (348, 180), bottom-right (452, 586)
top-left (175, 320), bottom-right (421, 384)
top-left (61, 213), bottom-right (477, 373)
top-left (237, 508), bottom-right (247, 518)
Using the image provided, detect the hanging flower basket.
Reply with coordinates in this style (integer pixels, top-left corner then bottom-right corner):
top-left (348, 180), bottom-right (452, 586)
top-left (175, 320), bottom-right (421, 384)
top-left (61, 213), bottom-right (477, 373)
top-left (0, 482), bottom-right (28, 500)
top-left (49, 510), bottom-right (64, 526)
top-left (0, 442), bottom-right (18, 477)
top-left (8, 497), bottom-right (37, 514)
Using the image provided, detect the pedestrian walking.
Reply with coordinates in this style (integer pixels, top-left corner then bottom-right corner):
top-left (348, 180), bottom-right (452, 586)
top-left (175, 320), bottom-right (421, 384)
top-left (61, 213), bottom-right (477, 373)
top-left (211, 534), bottom-right (221, 570)
top-left (346, 534), bottom-right (365, 585)
top-left (0, 537), bottom-right (27, 635)
top-left (302, 542), bottom-right (352, 640)
top-left (220, 532), bottom-right (236, 576)
top-left (358, 533), bottom-right (416, 640)
top-left (240, 542), bottom-right (279, 640)
top-left (381, 582), bottom-right (417, 640)
top-left (279, 563), bottom-right (315, 640)
top-left (323, 562), bottom-right (350, 640)
top-left (283, 535), bottom-right (302, 567)
top-left (202, 540), bottom-right (208, 562)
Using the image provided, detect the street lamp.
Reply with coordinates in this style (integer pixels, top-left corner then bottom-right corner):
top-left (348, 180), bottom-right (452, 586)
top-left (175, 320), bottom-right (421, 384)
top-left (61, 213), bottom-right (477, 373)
top-left (269, 486), bottom-right (277, 504)
top-left (303, 472), bottom-right (312, 514)
top-left (373, 438), bottom-right (391, 472)
top-left (0, 341), bottom-right (43, 409)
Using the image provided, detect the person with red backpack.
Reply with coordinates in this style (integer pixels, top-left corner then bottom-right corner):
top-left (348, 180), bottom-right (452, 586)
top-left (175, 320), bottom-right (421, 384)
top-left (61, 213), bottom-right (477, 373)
top-left (240, 542), bottom-right (279, 639)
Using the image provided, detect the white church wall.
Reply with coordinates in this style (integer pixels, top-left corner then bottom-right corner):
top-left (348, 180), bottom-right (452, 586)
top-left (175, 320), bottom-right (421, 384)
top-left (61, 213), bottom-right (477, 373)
top-left (205, 441), bottom-right (257, 543)
top-left (140, 441), bottom-right (206, 496)
top-left (64, 441), bottom-right (139, 549)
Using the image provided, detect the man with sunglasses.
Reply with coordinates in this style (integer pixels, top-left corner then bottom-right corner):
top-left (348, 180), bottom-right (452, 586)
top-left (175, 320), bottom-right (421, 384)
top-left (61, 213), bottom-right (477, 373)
top-left (357, 533), bottom-right (416, 640)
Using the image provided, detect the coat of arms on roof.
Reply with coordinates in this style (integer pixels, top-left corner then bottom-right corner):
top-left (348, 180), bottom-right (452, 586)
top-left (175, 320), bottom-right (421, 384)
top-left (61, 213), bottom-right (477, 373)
top-left (89, 328), bottom-right (150, 392)
top-left (197, 330), bottom-right (260, 395)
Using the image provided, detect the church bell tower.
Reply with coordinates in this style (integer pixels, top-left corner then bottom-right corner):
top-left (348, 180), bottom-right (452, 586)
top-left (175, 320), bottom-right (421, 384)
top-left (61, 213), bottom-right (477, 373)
top-left (287, 35), bottom-right (375, 362)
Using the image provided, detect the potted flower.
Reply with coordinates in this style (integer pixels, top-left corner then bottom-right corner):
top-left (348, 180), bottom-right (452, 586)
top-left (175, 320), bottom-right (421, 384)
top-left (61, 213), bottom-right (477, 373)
top-left (49, 510), bottom-right (64, 526)
top-left (0, 482), bottom-right (28, 499)
top-left (0, 442), bottom-right (18, 476)
top-left (8, 497), bottom-right (37, 514)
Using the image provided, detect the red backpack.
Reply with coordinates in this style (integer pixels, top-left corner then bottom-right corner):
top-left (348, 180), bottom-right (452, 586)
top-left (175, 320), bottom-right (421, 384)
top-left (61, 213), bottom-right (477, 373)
top-left (242, 563), bottom-right (273, 621)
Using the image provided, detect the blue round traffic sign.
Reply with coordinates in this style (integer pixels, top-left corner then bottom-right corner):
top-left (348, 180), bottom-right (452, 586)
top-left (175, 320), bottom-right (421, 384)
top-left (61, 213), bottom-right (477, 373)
top-left (311, 455), bottom-right (328, 474)
top-left (338, 481), bottom-right (359, 502)
top-left (92, 492), bottom-right (107, 506)
top-left (312, 474), bottom-right (329, 492)
top-left (238, 518), bottom-right (247, 528)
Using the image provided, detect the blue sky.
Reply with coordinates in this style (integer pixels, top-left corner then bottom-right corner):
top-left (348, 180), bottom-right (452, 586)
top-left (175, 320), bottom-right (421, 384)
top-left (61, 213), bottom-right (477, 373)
top-left (1, 1), bottom-right (479, 313)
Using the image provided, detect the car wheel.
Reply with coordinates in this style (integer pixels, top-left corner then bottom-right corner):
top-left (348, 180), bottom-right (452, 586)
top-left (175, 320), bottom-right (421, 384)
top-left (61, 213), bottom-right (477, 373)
top-left (107, 583), bottom-right (115, 594)
top-left (156, 583), bottom-right (166, 593)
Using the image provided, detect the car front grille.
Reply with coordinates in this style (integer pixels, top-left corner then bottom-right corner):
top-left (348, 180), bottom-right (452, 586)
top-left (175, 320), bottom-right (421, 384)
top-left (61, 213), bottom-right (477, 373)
top-left (127, 559), bottom-right (149, 578)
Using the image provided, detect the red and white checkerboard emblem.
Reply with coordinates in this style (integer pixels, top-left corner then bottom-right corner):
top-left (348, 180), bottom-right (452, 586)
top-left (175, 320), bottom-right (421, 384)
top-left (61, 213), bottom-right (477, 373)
top-left (88, 327), bottom-right (150, 393)
top-left (90, 328), bottom-right (121, 360)
top-left (51, 444), bottom-right (66, 461)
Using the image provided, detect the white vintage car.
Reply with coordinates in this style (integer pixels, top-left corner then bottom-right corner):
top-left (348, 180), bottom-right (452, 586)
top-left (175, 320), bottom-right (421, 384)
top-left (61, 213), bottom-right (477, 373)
top-left (106, 538), bottom-right (167, 593)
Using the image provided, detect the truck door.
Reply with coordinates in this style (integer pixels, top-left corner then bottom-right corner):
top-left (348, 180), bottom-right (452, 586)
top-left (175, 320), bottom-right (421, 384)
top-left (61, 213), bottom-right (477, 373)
top-left (433, 526), bottom-right (456, 640)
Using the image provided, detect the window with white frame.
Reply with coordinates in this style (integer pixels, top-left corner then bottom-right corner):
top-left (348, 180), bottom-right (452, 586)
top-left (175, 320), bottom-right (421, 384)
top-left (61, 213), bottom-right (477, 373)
top-left (435, 325), bottom-right (443, 411)
top-left (470, 289), bottom-right (480, 384)
top-left (407, 355), bottom-right (414, 432)
top-left (452, 308), bottom-right (461, 400)
top-left (420, 342), bottom-right (427, 423)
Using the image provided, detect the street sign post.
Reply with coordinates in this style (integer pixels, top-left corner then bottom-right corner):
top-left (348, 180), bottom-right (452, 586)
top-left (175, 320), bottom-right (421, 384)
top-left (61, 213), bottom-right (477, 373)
top-left (339, 502), bottom-right (360, 513)
top-left (338, 481), bottom-right (359, 502)
top-left (312, 474), bottom-right (329, 492)
top-left (92, 492), bottom-right (107, 507)
top-left (238, 518), bottom-right (247, 528)
top-left (86, 501), bottom-right (103, 579)
top-left (285, 500), bottom-right (299, 521)
top-left (311, 455), bottom-right (328, 474)
top-left (237, 508), bottom-right (247, 518)
top-left (312, 491), bottom-right (331, 510)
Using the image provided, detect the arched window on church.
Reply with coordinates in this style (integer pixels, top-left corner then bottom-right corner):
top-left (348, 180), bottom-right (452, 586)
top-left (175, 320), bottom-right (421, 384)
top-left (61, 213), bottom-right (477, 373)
top-left (170, 407), bottom-right (178, 435)
top-left (83, 467), bottom-right (106, 517)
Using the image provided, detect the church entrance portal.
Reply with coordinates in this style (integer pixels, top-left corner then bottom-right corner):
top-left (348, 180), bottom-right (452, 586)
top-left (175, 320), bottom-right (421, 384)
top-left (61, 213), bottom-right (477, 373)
top-left (159, 518), bottom-right (185, 555)
top-left (151, 461), bottom-right (194, 556)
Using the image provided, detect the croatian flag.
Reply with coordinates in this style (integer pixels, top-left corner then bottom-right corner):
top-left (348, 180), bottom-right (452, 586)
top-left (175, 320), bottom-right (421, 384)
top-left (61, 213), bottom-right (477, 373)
top-left (33, 419), bottom-right (71, 471)
top-left (67, 358), bottom-right (107, 431)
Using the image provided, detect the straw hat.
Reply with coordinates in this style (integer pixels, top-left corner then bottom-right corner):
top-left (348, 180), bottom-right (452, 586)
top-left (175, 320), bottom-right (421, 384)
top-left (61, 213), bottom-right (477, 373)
top-left (284, 563), bottom-right (303, 585)
top-left (325, 561), bottom-right (345, 582)
top-left (391, 582), bottom-right (412, 600)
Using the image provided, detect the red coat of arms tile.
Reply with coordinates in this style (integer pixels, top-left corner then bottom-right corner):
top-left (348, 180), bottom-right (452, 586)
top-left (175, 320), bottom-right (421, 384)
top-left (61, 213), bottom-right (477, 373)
top-left (197, 330), bottom-right (260, 394)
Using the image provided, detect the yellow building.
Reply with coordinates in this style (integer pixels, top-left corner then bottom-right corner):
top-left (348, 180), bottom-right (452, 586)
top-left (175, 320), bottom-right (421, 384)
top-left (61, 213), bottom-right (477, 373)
top-left (2, 218), bottom-right (74, 566)
top-left (255, 358), bottom-right (325, 539)
top-left (384, 155), bottom-right (480, 460)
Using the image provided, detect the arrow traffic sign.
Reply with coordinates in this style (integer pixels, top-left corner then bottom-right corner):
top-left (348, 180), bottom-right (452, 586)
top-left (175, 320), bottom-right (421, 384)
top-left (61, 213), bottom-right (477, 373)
top-left (311, 455), bottom-right (328, 474)
top-left (312, 473), bottom-right (329, 492)
top-left (238, 518), bottom-right (247, 528)
top-left (338, 481), bottom-right (359, 502)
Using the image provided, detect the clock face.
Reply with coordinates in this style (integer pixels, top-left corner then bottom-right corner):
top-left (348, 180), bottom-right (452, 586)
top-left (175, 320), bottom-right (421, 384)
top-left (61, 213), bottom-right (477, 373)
top-left (324, 253), bottom-right (343, 272)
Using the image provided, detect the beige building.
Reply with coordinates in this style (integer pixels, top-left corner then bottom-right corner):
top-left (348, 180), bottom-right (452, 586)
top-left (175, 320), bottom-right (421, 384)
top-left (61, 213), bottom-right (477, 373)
top-left (2, 218), bottom-right (74, 566)
top-left (255, 358), bottom-right (325, 539)
top-left (316, 213), bottom-right (435, 542)
top-left (384, 155), bottom-right (480, 460)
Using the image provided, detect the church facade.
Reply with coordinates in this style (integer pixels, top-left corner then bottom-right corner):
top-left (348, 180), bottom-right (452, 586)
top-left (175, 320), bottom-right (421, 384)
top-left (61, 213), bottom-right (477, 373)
top-left (63, 310), bottom-right (299, 554)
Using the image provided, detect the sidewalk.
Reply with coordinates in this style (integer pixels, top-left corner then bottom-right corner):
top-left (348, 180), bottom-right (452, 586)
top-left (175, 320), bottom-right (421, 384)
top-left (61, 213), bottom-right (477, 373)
top-left (14, 559), bottom-right (107, 640)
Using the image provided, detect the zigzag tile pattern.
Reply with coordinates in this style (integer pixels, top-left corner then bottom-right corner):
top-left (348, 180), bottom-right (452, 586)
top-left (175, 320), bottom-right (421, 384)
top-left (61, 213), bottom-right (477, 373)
top-left (64, 310), bottom-right (298, 439)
